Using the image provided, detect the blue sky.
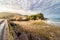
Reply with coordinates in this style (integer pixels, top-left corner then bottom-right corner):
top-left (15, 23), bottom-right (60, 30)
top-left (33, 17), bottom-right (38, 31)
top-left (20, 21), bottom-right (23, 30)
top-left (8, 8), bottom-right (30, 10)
top-left (0, 0), bottom-right (60, 18)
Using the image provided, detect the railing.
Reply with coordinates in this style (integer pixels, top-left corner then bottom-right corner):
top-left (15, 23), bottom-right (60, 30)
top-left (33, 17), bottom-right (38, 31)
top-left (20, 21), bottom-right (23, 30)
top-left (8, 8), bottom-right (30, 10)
top-left (1, 24), bottom-right (5, 40)
top-left (0, 19), bottom-right (14, 40)
top-left (0, 19), bottom-right (5, 40)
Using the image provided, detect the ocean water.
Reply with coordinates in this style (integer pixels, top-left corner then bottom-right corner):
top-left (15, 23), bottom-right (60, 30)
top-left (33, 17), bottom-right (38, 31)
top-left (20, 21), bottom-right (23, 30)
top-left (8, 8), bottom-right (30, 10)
top-left (46, 18), bottom-right (60, 26)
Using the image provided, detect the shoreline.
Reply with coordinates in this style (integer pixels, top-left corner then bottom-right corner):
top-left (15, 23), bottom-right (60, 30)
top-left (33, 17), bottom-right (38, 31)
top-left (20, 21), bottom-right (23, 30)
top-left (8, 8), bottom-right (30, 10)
top-left (45, 20), bottom-right (60, 26)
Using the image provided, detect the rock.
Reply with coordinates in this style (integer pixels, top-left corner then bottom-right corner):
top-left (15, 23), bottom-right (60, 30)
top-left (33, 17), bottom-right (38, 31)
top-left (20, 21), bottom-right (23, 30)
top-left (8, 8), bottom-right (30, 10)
top-left (19, 32), bottom-right (28, 40)
top-left (28, 34), bottom-right (41, 40)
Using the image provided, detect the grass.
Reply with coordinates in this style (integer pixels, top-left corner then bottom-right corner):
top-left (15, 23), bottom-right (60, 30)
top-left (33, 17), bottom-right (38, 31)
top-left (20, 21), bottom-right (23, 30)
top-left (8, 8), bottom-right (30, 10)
top-left (9, 20), bottom-right (60, 40)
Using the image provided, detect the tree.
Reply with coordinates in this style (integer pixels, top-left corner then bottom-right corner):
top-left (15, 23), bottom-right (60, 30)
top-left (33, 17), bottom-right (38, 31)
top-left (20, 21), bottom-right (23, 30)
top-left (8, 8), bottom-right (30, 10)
top-left (36, 13), bottom-right (44, 20)
top-left (29, 15), bottom-right (36, 20)
top-left (28, 13), bottom-right (45, 20)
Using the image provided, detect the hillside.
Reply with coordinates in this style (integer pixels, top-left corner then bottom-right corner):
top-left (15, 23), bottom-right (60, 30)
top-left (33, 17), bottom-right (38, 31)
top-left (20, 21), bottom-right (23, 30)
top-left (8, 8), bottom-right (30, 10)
top-left (9, 20), bottom-right (60, 40)
top-left (0, 12), bottom-right (21, 18)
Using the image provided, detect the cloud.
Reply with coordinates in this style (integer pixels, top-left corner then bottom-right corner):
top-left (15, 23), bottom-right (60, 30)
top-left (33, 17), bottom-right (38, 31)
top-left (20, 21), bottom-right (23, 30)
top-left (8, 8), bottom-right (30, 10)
top-left (0, 0), bottom-right (60, 18)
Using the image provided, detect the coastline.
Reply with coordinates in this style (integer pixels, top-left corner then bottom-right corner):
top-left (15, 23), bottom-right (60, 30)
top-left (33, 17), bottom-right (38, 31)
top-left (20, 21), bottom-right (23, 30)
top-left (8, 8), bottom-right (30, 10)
top-left (45, 20), bottom-right (60, 26)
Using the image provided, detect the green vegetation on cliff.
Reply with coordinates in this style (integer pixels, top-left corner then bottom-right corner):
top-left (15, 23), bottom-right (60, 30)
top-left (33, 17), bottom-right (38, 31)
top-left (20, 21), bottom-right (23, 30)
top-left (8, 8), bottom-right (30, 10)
top-left (29, 13), bottom-right (45, 20)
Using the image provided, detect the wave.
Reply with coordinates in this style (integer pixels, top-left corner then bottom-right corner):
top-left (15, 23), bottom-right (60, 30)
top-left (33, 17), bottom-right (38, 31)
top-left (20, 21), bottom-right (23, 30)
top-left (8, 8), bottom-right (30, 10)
top-left (46, 20), bottom-right (60, 26)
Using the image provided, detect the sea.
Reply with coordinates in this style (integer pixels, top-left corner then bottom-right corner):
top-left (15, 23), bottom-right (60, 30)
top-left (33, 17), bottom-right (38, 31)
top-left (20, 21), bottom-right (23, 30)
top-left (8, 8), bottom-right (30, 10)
top-left (46, 18), bottom-right (60, 26)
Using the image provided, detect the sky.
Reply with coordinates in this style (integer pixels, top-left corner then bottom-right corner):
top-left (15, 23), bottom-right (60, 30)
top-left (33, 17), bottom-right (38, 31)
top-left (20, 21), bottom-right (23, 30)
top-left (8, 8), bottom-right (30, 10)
top-left (0, 0), bottom-right (60, 18)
